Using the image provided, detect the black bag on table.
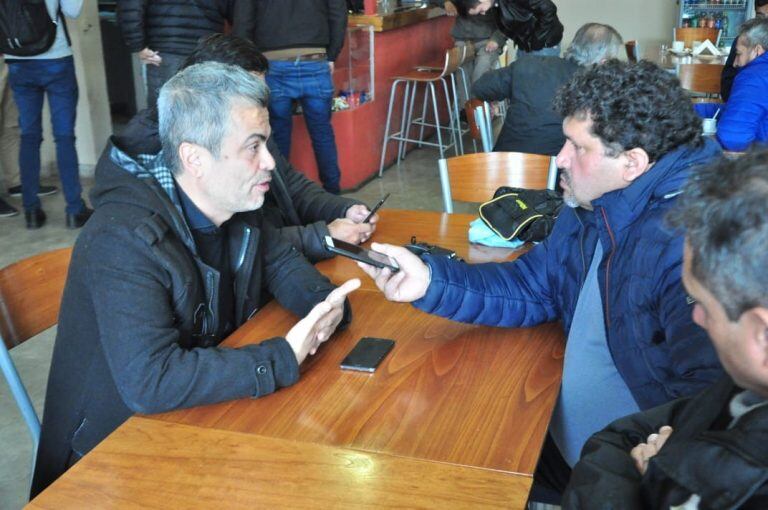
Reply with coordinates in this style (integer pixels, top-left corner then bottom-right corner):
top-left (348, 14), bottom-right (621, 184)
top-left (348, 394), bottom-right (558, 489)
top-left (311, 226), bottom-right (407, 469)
top-left (478, 187), bottom-right (563, 243)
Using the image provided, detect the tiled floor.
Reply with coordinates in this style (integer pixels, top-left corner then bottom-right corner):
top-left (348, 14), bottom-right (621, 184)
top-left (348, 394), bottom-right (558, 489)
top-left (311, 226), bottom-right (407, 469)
top-left (0, 142), bottom-right (480, 509)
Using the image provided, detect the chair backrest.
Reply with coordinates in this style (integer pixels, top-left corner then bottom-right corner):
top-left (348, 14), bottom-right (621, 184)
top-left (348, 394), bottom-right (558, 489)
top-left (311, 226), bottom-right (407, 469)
top-left (441, 46), bottom-right (464, 76)
top-left (674, 27), bottom-right (720, 49)
top-left (625, 40), bottom-right (638, 62)
top-left (464, 98), bottom-right (485, 143)
top-left (438, 152), bottom-right (551, 212)
top-left (0, 247), bottom-right (72, 453)
top-left (677, 63), bottom-right (723, 95)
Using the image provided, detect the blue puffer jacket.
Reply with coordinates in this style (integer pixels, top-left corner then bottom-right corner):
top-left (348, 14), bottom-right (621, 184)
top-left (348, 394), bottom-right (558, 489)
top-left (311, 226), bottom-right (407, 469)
top-left (717, 51), bottom-right (768, 151)
top-left (414, 139), bottom-right (724, 410)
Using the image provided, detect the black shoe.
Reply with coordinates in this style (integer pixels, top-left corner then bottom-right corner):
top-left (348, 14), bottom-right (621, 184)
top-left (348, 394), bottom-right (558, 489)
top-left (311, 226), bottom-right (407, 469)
top-left (0, 197), bottom-right (19, 217)
top-left (66, 207), bottom-right (93, 229)
top-left (8, 184), bottom-right (58, 197)
top-left (25, 208), bottom-right (46, 229)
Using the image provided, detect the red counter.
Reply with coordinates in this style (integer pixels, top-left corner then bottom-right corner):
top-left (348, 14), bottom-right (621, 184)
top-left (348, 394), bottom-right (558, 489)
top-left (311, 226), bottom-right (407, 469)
top-left (285, 8), bottom-right (453, 191)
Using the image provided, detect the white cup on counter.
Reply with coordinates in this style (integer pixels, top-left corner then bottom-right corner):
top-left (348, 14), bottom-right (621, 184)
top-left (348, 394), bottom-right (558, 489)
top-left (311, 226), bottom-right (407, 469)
top-left (672, 40), bottom-right (685, 52)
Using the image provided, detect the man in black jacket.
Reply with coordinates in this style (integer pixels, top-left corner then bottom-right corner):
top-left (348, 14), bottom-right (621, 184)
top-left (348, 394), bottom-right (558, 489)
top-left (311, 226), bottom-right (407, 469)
top-left (720, 0), bottom-right (768, 101)
top-left (454, 0), bottom-right (563, 56)
top-left (237, 0), bottom-right (348, 193)
top-left (30, 62), bottom-right (360, 496)
top-left (120, 35), bottom-right (377, 263)
top-left (473, 23), bottom-right (623, 155)
top-left (563, 150), bottom-right (768, 509)
top-left (116, 0), bottom-right (250, 107)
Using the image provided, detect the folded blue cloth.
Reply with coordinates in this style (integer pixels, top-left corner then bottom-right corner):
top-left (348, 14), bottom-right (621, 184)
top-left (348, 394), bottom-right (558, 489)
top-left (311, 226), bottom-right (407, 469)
top-left (468, 218), bottom-right (525, 248)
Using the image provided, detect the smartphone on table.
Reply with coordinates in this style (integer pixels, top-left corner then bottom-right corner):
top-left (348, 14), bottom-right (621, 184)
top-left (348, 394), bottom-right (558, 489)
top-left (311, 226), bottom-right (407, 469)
top-left (324, 236), bottom-right (400, 272)
top-left (340, 337), bottom-right (395, 372)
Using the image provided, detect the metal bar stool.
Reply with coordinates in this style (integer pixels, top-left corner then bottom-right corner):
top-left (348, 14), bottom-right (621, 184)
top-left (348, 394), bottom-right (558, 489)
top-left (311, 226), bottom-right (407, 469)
top-left (378, 47), bottom-right (463, 176)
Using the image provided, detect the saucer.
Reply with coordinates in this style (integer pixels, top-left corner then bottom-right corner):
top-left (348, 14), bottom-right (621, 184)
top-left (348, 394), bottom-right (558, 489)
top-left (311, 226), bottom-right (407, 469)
top-left (669, 48), bottom-right (692, 56)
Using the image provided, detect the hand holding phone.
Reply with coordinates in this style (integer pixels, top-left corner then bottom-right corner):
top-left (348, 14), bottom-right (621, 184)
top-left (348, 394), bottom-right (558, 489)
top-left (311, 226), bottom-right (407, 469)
top-left (324, 236), bottom-right (400, 272)
top-left (363, 193), bottom-right (390, 223)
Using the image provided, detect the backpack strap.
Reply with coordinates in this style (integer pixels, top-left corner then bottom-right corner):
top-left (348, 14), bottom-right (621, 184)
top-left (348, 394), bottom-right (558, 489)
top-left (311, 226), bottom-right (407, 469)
top-left (57, 7), bottom-right (71, 48)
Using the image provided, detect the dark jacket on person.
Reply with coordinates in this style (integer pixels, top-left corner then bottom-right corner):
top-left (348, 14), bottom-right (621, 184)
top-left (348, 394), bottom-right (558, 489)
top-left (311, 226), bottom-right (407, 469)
top-left (116, 0), bottom-right (245, 56)
top-left (563, 376), bottom-right (768, 509)
top-left (472, 54), bottom-right (579, 155)
top-left (497, 0), bottom-right (563, 52)
top-left (235, 0), bottom-right (348, 61)
top-left (427, 1), bottom-right (505, 44)
top-left (413, 139), bottom-right (724, 410)
top-left (720, 40), bottom-right (738, 101)
top-left (30, 138), bottom-right (342, 496)
top-left (118, 108), bottom-right (361, 262)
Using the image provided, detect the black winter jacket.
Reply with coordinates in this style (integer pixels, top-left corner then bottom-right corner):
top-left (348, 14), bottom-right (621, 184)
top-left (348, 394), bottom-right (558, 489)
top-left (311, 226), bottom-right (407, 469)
top-left (236, 0), bottom-right (348, 61)
top-left (564, 376), bottom-right (768, 509)
top-left (497, 0), bottom-right (563, 52)
top-left (472, 54), bottom-right (578, 155)
top-left (116, 0), bottom-right (246, 55)
top-left (117, 108), bottom-right (361, 262)
top-left (30, 139), bottom-right (341, 497)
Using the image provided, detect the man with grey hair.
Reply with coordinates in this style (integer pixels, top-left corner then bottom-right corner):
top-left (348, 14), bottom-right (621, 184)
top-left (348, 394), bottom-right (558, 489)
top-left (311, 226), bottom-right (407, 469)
top-left (472, 22), bottom-right (622, 155)
top-left (704, 16), bottom-right (768, 151)
top-left (30, 62), bottom-right (359, 496)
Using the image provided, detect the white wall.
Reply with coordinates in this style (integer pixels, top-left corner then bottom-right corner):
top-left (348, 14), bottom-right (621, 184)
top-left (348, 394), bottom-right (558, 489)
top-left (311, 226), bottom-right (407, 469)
top-left (556, 0), bottom-right (678, 48)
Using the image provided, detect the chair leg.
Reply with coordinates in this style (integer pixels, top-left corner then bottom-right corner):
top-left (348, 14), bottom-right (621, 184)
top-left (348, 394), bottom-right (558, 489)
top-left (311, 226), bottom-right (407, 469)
top-left (400, 81), bottom-right (420, 162)
top-left (396, 80), bottom-right (412, 168)
top-left (417, 84), bottom-right (429, 147)
top-left (449, 73), bottom-right (464, 155)
top-left (378, 79), bottom-right (402, 177)
top-left (428, 82), bottom-right (445, 159)
top-left (438, 158), bottom-right (454, 213)
top-left (0, 338), bottom-right (40, 453)
top-left (440, 78), bottom-right (459, 157)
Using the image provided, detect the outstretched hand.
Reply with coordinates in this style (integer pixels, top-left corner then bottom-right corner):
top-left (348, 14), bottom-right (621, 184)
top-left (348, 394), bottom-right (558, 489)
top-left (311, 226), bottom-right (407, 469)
top-left (286, 278), bottom-right (360, 363)
top-left (356, 243), bottom-right (430, 302)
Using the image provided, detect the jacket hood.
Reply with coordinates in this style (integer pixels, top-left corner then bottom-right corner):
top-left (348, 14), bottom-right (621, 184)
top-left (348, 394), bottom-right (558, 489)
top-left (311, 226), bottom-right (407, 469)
top-left (592, 137), bottom-right (722, 234)
top-left (113, 107), bottom-right (161, 157)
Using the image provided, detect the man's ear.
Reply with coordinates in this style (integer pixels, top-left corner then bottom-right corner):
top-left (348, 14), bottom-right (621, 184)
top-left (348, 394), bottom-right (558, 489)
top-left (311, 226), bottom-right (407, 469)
top-left (755, 44), bottom-right (766, 58)
top-left (746, 307), bottom-right (768, 368)
top-left (621, 147), bottom-right (651, 183)
top-left (178, 142), bottom-right (206, 178)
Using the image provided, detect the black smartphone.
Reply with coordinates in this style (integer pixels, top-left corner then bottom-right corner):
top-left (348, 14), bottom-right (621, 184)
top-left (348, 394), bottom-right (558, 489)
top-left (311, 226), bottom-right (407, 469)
top-left (340, 337), bottom-right (395, 372)
top-left (324, 236), bottom-right (400, 272)
top-left (363, 193), bottom-right (391, 223)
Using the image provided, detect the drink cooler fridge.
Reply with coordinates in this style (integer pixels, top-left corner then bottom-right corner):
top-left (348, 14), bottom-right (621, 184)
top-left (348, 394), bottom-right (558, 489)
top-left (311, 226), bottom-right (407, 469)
top-left (677, 0), bottom-right (755, 49)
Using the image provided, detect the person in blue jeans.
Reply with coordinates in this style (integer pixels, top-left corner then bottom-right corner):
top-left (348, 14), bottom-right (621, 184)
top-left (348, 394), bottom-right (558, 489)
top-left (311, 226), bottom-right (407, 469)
top-left (3, 0), bottom-right (92, 229)
top-left (266, 60), bottom-right (341, 194)
top-left (238, 0), bottom-right (348, 194)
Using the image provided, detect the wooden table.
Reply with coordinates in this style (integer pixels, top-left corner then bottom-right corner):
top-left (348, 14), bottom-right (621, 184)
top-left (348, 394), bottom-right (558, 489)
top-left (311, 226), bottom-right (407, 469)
top-left (28, 209), bottom-right (563, 509)
top-left (639, 43), bottom-right (727, 70)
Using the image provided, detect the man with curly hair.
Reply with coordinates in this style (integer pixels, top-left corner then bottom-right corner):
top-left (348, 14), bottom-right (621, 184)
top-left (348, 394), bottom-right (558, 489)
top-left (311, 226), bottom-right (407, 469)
top-left (358, 60), bottom-right (724, 504)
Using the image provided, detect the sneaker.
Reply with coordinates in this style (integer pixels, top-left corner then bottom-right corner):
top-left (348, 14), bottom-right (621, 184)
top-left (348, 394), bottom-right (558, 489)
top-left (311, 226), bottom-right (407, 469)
top-left (0, 197), bottom-right (19, 217)
top-left (8, 184), bottom-right (58, 197)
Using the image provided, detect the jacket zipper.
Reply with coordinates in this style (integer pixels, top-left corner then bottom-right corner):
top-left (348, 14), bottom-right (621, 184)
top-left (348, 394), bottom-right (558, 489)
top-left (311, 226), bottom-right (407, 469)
top-left (234, 226), bottom-right (257, 325)
top-left (205, 271), bottom-right (219, 335)
top-left (600, 207), bottom-right (617, 328)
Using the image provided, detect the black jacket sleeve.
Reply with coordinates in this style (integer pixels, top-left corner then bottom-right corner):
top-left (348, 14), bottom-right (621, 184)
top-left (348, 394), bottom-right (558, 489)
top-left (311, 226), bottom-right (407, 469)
top-left (260, 224), bottom-right (353, 326)
top-left (116, 0), bottom-right (148, 52)
top-left (327, 0), bottom-right (349, 61)
top-left (472, 65), bottom-right (514, 101)
top-left (84, 225), bottom-right (300, 415)
top-left (230, 0), bottom-right (256, 40)
top-left (563, 397), bottom-right (692, 510)
top-left (720, 42), bottom-right (738, 101)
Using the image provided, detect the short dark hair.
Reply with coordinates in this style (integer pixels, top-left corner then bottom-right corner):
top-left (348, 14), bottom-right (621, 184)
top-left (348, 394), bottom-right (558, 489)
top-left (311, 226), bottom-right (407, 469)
top-left (553, 60), bottom-right (702, 162)
top-left (757, 0), bottom-right (768, 8)
top-left (667, 150), bottom-right (768, 320)
top-left (181, 34), bottom-right (269, 74)
top-left (452, 0), bottom-right (481, 16)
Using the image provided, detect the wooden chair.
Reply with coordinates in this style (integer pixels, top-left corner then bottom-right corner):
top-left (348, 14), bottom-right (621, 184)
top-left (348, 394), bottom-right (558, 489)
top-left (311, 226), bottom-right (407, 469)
top-left (674, 27), bottom-right (721, 49)
top-left (677, 63), bottom-right (724, 96)
top-left (0, 247), bottom-right (72, 454)
top-left (438, 152), bottom-right (555, 213)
